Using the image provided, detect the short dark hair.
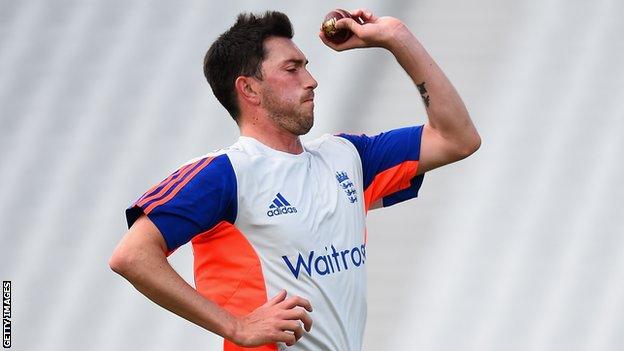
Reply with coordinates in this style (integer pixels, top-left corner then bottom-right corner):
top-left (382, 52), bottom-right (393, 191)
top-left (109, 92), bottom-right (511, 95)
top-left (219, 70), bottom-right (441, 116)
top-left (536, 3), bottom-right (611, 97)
top-left (203, 11), bottom-right (294, 121)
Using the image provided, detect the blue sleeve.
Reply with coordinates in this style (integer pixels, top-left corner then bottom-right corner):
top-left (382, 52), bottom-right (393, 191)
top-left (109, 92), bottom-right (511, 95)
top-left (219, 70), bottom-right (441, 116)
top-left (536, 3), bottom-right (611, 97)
top-left (338, 125), bottom-right (424, 208)
top-left (125, 154), bottom-right (237, 251)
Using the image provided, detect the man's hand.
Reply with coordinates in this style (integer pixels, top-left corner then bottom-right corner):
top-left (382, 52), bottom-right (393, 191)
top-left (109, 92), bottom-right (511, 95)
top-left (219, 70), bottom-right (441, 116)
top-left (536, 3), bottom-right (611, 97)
top-left (232, 290), bottom-right (313, 347)
top-left (319, 9), bottom-right (405, 51)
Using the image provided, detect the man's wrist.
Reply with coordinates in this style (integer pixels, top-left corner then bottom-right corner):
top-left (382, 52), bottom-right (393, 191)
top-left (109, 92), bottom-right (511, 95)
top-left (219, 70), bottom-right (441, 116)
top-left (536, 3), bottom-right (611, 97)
top-left (221, 312), bottom-right (242, 344)
top-left (383, 22), bottom-right (418, 54)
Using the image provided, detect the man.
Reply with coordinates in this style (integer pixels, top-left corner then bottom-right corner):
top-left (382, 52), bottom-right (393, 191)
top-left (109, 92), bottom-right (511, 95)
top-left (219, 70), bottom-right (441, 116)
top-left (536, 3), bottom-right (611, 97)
top-left (109, 9), bottom-right (480, 350)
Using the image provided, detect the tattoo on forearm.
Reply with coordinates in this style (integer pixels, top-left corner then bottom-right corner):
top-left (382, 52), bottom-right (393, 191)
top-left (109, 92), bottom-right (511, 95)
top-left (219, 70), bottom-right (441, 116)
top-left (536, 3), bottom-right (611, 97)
top-left (417, 82), bottom-right (430, 108)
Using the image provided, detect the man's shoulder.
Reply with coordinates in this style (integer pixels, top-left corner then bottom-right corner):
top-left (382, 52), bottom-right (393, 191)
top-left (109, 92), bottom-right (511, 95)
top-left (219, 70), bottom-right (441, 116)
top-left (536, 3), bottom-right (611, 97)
top-left (172, 152), bottom-right (235, 183)
top-left (162, 147), bottom-right (239, 187)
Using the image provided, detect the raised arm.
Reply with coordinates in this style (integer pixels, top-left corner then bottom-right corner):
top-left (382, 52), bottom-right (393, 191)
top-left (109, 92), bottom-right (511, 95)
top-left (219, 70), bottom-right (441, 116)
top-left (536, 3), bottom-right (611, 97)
top-left (109, 215), bottom-right (312, 347)
top-left (320, 9), bottom-right (481, 174)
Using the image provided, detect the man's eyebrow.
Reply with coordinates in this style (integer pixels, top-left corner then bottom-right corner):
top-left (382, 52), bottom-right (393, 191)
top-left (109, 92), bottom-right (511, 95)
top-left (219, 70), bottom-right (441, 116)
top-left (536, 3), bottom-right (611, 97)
top-left (282, 59), bottom-right (309, 66)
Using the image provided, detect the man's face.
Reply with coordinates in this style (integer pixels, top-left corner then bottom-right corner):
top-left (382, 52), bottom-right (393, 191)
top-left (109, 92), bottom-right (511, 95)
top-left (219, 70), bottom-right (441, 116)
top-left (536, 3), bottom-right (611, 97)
top-left (257, 37), bottom-right (318, 136)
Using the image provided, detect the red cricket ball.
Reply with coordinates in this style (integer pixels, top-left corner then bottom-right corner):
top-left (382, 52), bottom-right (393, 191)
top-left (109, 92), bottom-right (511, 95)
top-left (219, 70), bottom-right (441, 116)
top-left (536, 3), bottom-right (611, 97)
top-left (321, 9), bottom-right (362, 45)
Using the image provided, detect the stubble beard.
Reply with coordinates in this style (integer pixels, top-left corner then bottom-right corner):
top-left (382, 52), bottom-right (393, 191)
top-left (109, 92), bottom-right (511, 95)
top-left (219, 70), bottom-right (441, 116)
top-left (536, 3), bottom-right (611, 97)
top-left (262, 92), bottom-right (314, 136)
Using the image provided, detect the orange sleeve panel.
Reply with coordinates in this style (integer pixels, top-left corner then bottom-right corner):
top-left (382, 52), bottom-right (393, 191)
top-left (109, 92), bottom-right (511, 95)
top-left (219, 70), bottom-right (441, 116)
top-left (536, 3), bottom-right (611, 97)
top-left (363, 160), bottom-right (419, 212)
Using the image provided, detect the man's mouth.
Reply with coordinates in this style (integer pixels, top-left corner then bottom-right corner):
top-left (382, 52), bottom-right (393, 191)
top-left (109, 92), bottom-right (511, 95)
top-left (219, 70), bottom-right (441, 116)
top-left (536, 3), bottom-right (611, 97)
top-left (302, 92), bottom-right (315, 102)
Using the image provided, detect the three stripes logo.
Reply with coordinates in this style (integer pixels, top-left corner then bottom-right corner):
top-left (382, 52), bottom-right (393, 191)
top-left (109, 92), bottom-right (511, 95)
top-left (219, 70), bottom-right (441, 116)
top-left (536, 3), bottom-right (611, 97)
top-left (267, 193), bottom-right (298, 217)
top-left (135, 156), bottom-right (215, 215)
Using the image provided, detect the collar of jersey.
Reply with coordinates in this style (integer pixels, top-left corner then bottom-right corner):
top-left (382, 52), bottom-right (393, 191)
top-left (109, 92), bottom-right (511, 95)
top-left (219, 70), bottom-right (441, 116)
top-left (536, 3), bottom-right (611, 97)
top-left (238, 136), bottom-right (310, 161)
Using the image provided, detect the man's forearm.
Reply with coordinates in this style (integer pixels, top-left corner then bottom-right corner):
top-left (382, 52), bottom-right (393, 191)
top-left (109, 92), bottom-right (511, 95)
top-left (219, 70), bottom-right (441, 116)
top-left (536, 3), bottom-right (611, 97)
top-left (385, 25), bottom-right (479, 152)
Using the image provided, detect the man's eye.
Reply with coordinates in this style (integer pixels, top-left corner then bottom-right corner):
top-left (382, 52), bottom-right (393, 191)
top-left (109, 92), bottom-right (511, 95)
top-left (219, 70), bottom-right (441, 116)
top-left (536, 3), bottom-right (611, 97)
top-left (286, 68), bottom-right (297, 72)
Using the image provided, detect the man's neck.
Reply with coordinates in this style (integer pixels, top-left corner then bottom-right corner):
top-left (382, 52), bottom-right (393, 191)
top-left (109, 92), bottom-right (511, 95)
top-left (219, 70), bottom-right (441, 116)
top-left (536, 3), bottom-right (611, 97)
top-left (239, 119), bottom-right (304, 155)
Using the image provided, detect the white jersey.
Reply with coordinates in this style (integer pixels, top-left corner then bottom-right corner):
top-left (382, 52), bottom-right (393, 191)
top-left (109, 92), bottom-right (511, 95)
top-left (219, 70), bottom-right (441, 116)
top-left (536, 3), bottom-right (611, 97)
top-left (126, 126), bottom-right (425, 350)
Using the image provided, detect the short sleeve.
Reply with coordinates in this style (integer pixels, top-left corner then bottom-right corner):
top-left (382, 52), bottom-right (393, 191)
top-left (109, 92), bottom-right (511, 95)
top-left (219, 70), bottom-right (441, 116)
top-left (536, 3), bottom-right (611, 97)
top-left (125, 154), bottom-right (237, 252)
top-left (338, 125), bottom-right (424, 210)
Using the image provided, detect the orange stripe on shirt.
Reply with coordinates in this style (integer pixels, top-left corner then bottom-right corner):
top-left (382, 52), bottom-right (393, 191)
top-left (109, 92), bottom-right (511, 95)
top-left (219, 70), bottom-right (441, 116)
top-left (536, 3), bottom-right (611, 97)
top-left (143, 157), bottom-right (215, 214)
top-left (136, 161), bottom-right (198, 207)
top-left (191, 221), bottom-right (275, 351)
top-left (363, 160), bottom-right (419, 212)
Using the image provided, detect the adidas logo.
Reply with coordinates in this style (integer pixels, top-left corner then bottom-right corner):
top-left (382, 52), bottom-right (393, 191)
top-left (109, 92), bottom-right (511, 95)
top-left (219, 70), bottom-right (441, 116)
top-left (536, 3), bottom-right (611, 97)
top-left (267, 193), bottom-right (298, 217)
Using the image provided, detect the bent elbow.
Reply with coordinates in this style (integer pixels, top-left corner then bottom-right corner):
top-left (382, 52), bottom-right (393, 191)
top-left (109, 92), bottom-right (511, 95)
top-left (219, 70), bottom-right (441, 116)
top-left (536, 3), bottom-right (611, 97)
top-left (109, 248), bottom-right (130, 276)
top-left (109, 244), bottom-right (142, 278)
top-left (109, 219), bottom-right (169, 279)
top-left (109, 238), bottom-right (167, 280)
top-left (456, 131), bottom-right (482, 160)
top-left (468, 132), bottom-right (482, 155)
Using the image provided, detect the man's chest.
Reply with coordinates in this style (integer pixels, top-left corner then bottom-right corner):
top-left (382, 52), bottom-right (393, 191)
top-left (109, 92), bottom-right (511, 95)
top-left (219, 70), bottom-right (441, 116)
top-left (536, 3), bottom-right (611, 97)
top-left (230, 153), bottom-right (366, 251)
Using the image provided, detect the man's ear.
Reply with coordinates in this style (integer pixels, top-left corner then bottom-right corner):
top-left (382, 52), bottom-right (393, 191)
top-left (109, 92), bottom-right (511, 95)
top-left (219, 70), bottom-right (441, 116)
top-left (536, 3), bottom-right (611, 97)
top-left (235, 76), bottom-right (261, 105)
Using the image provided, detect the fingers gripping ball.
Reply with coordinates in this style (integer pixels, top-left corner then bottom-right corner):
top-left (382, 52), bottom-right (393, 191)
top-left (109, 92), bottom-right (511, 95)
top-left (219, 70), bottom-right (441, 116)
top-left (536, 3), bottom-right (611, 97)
top-left (321, 9), bottom-right (363, 45)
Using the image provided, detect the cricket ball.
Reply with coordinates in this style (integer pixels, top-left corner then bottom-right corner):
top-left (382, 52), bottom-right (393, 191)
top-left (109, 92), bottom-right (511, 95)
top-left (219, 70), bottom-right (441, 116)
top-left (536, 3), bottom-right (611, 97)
top-left (321, 9), bottom-right (359, 45)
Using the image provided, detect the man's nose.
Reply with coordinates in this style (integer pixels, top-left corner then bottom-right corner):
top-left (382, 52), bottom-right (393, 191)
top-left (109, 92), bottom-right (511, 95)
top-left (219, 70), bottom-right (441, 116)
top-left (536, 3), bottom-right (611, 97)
top-left (304, 68), bottom-right (318, 89)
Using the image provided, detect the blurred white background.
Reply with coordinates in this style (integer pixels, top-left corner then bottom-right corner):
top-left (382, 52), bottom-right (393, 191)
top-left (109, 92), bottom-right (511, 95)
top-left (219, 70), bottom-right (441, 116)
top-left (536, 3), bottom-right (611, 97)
top-left (1, 0), bottom-right (623, 350)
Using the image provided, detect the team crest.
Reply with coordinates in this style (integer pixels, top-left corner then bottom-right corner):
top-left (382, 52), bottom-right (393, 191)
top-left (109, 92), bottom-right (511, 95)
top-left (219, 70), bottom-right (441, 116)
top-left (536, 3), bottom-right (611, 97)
top-left (335, 171), bottom-right (357, 203)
